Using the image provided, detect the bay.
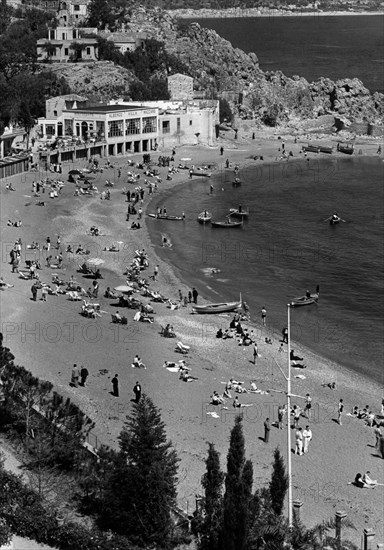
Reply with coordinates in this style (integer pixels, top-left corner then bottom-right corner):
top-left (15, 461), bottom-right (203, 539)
top-left (185, 15), bottom-right (384, 93)
top-left (148, 156), bottom-right (384, 385)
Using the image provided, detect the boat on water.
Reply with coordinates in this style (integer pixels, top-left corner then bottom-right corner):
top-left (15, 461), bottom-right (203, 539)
top-left (190, 171), bottom-right (212, 177)
top-left (291, 285), bottom-right (320, 307)
top-left (337, 143), bottom-right (354, 155)
top-left (229, 208), bottom-right (249, 218)
top-left (330, 217), bottom-right (340, 225)
top-left (211, 219), bottom-right (243, 228)
top-left (148, 213), bottom-right (184, 221)
top-left (198, 211), bottom-right (212, 223)
top-left (303, 145), bottom-right (320, 154)
top-left (232, 178), bottom-right (241, 187)
top-left (193, 295), bottom-right (243, 314)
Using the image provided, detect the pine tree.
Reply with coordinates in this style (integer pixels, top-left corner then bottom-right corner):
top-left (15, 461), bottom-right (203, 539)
top-left (269, 447), bottom-right (288, 516)
top-left (199, 442), bottom-right (224, 550)
top-left (100, 394), bottom-right (179, 547)
top-left (221, 416), bottom-right (254, 550)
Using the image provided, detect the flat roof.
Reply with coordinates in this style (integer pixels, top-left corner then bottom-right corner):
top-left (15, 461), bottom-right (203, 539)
top-left (70, 105), bottom-right (157, 113)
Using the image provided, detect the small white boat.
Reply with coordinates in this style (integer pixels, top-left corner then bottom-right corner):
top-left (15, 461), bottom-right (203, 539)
top-left (193, 295), bottom-right (243, 314)
top-left (198, 211), bottom-right (212, 223)
top-left (229, 208), bottom-right (249, 218)
top-left (291, 286), bottom-right (320, 307)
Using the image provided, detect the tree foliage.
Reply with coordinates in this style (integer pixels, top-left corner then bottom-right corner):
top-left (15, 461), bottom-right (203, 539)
top-left (269, 448), bottom-right (288, 516)
top-left (99, 394), bottom-right (179, 547)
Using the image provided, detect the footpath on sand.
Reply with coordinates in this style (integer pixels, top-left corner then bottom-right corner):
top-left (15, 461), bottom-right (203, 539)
top-left (1, 132), bottom-right (383, 545)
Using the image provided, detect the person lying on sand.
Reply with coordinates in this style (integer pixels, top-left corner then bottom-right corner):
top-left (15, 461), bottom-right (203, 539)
top-left (211, 391), bottom-right (225, 405)
top-left (352, 473), bottom-right (375, 489)
top-left (132, 355), bottom-right (146, 369)
top-left (290, 349), bottom-right (303, 361)
top-left (291, 360), bottom-right (307, 369)
top-left (0, 277), bottom-right (14, 289)
top-left (7, 220), bottom-right (22, 227)
top-left (321, 381), bottom-right (336, 389)
top-left (179, 369), bottom-right (198, 382)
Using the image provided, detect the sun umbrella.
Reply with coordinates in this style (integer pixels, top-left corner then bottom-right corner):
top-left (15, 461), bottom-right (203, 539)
top-left (69, 169), bottom-right (82, 175)
top-left (114, 285), bottom-right (134, 293)
top-left (86, 258), bottom-right (105, 266)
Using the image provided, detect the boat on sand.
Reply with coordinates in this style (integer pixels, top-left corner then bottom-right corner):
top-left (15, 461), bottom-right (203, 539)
top-left (193, 295), bottom-right (243, 314)
top-left (148, 213), bottom-right (184, 221)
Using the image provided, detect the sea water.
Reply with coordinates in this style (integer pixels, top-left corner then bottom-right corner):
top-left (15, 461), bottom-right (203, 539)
top-left (186, 15), bottom-right (384, 93)
top-left (148, 156), bottom-right (384, 384)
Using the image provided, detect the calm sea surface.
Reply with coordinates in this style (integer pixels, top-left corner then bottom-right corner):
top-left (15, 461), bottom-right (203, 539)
top-left (148, 157), bottom-right (384, 384)
top-left (185, 15), bottom-right (384, 93)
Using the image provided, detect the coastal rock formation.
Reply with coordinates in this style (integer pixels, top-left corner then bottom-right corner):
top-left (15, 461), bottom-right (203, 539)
top-left (38, 61), bottom-right (136, 100)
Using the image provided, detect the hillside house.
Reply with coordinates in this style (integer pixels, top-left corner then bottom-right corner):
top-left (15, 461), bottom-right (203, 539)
top-left (58, 0), bottom-right (89, 26)
top-left (37, 27), bottom-right (98, 62)
top-left (99, 31), bottom-right (147, 54)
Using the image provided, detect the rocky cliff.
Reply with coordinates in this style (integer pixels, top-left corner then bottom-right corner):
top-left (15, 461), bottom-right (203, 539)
top-left (46, 6), bottom-right (384, 126)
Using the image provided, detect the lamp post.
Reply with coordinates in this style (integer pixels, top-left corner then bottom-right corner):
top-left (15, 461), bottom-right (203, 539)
top-left (287, 303), bottom-right (293, 528)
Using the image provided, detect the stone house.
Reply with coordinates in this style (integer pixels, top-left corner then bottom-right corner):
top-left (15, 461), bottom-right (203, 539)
top-left (168, 74), bottom-right (194, 100)
top-left (99, 31), bottom-right (148, 54)
top-left (58, 0), bottom-right (89, 26)
top-left (37, 27), bottom-right (98, 62)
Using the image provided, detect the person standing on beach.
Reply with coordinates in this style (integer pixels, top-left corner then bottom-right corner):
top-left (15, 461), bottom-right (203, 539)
top-left (261, 306), bottom-right (267, 326)
top-left (31, 282), bottom-right (38, 301)
top-left (293, 405), bottom-right (301, 428)
top-left (71, 364), bottom-right (80, 387)
top-left (264, 417), bottom-right (270, 443)
top-left (112, 374), bottom-right (119, 397)
top-left (337, 399), bottom-right (344, 425)
top-left (252, 342), bottom-right (259, 365)
top-left (188, 291), bottom-right (192, 303)
top-left (80, 366), bottom-right (89, 387)
top-left (133, 382), bottom-right (142, 403)
top-left (277, 405), bottom-right (285, 430)
top-left (220, 146), bottom-right (224, 156)
top-left (153, 265), bottom-right (159, 281)
top-left (192, 287), bottom-right (198, 304)
top-left (303, 425), bottom-right (312, 453)
top-left (304, 393), bottom-right (312, 419)
top-left (295, 427), bottom-right (303, 455)
top-left (282, 327), bottom-right (288, 344)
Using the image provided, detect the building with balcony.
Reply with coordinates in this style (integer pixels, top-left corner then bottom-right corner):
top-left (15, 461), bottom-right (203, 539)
top-left (37, 27), bottom-right (98, 63)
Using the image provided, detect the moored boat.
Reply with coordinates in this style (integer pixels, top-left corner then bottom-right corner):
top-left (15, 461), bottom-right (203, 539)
top-left (148, 213), bottom-right (184, 220)
top-left (229, 208), bottom-right (249, 218)
top-left (319, 145), bottom-right (333, 154)
top-left (291, 285), bottom-right (320, 307)
top-left (232, 178), bottom-right (241, 187)
top-left (198, 211), bottom-right (212, 223)
top-left (193, 295), bottom-right (243, 314)
top-left (190, 171), bottom-right (212, 177)
top-left (211, 219), bottom-right (243, 228)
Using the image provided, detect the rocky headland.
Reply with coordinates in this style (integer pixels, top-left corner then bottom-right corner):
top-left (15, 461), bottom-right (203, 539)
top-left (44, 6), bottom-right (384, 131)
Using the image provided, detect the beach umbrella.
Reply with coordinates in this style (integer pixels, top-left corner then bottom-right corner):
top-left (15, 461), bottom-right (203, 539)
top-left (69, 169), bottom-right (82, 175)
top-left (114, 285), bottom-right (134, 294)
top-left (86, 258), bottom-right (105, 266)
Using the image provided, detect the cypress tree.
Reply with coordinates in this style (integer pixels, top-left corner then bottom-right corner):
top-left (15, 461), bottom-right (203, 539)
top-left (221, 416), bottom-right (254, 550)
top-left (100, 394), bottom-right (179, 547)
top-left (269, 447), bottom-right (288, 516)
top-left (199, 442), bottom-right (224, 550)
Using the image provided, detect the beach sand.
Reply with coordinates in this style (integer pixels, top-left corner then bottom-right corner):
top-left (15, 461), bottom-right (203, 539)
top-left (1, 129), bottom-right (383, 544)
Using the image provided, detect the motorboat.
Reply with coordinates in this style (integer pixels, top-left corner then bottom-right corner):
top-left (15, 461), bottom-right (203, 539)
top-left (229, 208), bottom-right (249, 218)
top-left (211, 219), bottom-right (243, 228)
top-left (148, 213), bottom-right (184, 220)
top-left (193, 295), bottom-right (243, 314)
top-left (291, 285), bottom-right (320, 307)
top-left (198, 211), bottom-right (212, 223)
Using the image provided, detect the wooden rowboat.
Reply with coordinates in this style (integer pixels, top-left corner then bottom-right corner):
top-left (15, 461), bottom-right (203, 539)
top-left (211, 219), bottom-right (243, 228)
top-left (148, 213), bottom-right (184, 221)
top-left (303, 145), bottom-right (320, 153)
top-left (291, 285), bottom-right (320, 307)
top-left (198, 211), bottom-right (212, 223)
top-left (229, 208), bottom-right (249, 218)
top-left (337, 143), bottom-right (354, 155)
top-left (193, 295), bottom-right (243, 314)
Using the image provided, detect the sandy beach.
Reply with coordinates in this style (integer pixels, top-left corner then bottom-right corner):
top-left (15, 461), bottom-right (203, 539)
top-left (1, 128), bottom-right (383, 544)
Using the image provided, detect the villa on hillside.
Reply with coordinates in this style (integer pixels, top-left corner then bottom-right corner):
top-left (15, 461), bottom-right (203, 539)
top-left (98, 31), bottom-right (148, 54)
top-left (58, 0), bottom-right (89, 26)
top-left (37, 27), bottom-right (98, 62)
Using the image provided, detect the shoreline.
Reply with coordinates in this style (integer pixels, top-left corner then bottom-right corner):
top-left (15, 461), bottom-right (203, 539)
top-left (1, 130), bottom-right (383, 542)
top-left (171, 8), bottom-right (384, 19)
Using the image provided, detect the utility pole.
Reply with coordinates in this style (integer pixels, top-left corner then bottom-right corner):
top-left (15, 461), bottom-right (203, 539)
top-left (287, 303), bottom-right (293, 528)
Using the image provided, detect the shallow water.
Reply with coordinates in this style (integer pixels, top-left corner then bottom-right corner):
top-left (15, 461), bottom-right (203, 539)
top-left (148, 156), bottom-right (384, 384)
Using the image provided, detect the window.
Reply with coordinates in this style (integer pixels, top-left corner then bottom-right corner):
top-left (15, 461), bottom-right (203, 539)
top-left (125, 118), bottom-right (140, 135)
top-left (189, 120), bottom-right (192, 126)
top-left (162, 120), bottom-right (170, 134)
top-left (142, 116), bottom-right (156, 134)
top-left (108, 120), bottom-right (123, 138)
top-left (177, 117), bottom-right (181, 133)
top-left (73, 30), bottom-right (77, 39)
top-left (50, 29), bottom-right (55, 40)
top-left (75, 15), bottom-right (78, 18)
top-left (46, 125), bottom-right (55, 136)
top-left (86, 47), bottom-right (91, 55)
top-left (64, 48), bottom-right (69, 56)
top-left (53, 110), bottom-right (57, 116)
top-left (74, 4), bottom-right (80, 9)
top-left (62, 33), bottom-right (66, 40)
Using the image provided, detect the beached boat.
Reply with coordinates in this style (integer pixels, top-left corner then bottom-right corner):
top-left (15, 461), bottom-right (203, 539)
top-left (193, 295), bottom-right (243, 314)
top-left (291, 285), bottom-right (320, 307)
top-left (303, 145), bottom-right (320, 153)
top-left (198, 211), bottom-right (212, 223)
top-left (211, 219), bottom-right (243, 228)
top-left (319, 145), bottom-right (333, 154)
top-left (148, 213), bottom-right (184, 221)
top-left (229, 208), bottom-right (249, 218)
top-left (337, 143), bottom-right (354, 155)
top-left (190, 171), bottom-right (212, 177)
